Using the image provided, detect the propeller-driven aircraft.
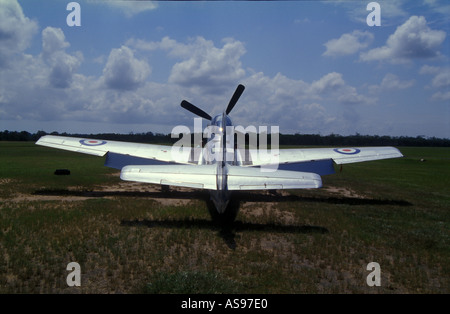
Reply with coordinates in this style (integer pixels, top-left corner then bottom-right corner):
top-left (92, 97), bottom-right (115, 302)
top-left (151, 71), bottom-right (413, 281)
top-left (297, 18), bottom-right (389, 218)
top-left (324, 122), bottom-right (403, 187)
top-left (36, 84), bottom-right (403, 214)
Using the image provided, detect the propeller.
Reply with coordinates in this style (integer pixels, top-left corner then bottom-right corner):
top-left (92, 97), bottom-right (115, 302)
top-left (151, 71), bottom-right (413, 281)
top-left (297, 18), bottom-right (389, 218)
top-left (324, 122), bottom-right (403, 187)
top-left (181, 100), bottom-right (212, 120)
top-left (180, 84), bottom-right (245, 120)
top-left (226, 84), bottom-right (245, 115)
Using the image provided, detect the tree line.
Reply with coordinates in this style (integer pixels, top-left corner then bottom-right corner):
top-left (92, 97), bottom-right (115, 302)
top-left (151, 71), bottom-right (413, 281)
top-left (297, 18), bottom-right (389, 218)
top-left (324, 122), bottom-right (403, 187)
top-left (1, 130), bottom-right (449, 147)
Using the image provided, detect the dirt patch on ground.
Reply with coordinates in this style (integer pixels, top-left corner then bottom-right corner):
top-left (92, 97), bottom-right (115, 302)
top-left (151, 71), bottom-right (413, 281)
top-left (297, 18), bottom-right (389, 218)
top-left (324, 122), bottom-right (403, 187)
top-left (6, 175), bottom-right (366, 210)
top-left (8, 181), bottom-right (195, 207)
top-left (322, 186), bottom-right (367, 199)
top-left (240, 192), bottom-right (296, 225)
top-left (99, 182), bottom-right (195, 206)
top-left (0, 178), bottom-right (14, 185)
top-left (9, 194), bottom-right (92, 203)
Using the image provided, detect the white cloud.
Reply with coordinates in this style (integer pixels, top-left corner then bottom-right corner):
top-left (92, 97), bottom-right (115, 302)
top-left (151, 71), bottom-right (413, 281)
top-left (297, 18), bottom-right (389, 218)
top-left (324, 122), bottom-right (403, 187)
top-left (0, 0), bottom-right (409, 137)
top-left (234, 71), bottom-right (371, 134)
top-left (168, 37), bottom-right (247, 92)
top-left (41, 27), bottom-right (69, 57)
top-left (310, 72), bottom-right (346, 94)
top-left (103, 45), bottom-right (151, 91)
top-left (309, 72), bottom-right (372, 107)
top-left (382, 74), bottom-right (415, 89)
top-left (423, 0), bottom-right (450, 17)
top-left (126, 36), bottom-right (187, 56)
top-left (128, 36), bottom-right (247, 93)
top-left (431, 91), bottom-right (450, 101)
top-left (236, 72), bottom-right (327, 133)
top-left (100, 0), bottom-right (158, 18)
top-left (419, 65), bottom-right (440, 75)
top-left (369, 73), bottom-right (415, 93)
top-left (41, 27), bottom-right (82, 88)
top-left (0, 0), bottom-right (38, 67)
top-left (360, 16), bottom-right (446, 63)
top-left (375, 0), bottom-right (408, 19)
top-left (430, 70), bottom-right (450, 89)
top-left (420, 65), bottom-right (450, 101)
top-left (337, 0), bottom-right (408, 25)
top-left (323, 31), bottom-right (373, 57)
top-left (420, 65), bottom-right (450, 89)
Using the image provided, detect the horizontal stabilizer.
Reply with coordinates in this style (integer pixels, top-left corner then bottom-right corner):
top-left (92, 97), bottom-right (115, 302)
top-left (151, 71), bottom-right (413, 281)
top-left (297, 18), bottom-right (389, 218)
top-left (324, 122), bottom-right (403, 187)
top-left (120, 164), bottom-right (322, 191)
top-left (227, 166), bottom-right (322, 190)
top-left (120, 164), bottom-right (218, 190)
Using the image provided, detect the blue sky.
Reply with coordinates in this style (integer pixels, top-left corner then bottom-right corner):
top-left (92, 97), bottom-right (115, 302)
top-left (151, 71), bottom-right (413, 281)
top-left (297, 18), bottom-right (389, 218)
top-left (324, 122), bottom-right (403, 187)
top-left (1, 0), bottom-right (449, 138)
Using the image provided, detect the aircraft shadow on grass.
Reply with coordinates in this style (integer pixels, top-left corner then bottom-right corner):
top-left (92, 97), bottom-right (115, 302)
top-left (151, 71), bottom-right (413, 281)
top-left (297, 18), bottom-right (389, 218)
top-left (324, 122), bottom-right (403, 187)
top-left (120, 217), bottom-right (328, 250)
top-left (34, 188), bottom-right (412, 249)
top-left (33, 188), bottom-right (413, 207)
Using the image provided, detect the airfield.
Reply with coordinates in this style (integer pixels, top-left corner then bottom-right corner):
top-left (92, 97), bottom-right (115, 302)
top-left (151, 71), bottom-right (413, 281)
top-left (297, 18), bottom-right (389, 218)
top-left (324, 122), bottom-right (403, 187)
top-left (0, 141), bottom-right (448, 293)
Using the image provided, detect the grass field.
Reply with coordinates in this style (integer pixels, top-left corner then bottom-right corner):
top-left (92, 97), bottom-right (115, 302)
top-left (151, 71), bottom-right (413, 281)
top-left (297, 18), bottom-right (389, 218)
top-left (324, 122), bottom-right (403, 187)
top-left (0, 142), bottom-right (448, 294)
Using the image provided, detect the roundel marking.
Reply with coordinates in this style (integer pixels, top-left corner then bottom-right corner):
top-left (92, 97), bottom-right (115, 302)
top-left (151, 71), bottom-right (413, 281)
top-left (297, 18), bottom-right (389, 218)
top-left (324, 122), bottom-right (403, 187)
top-left (333, 148), bottom-right (361, 155)
top-left (79, 139), bottom-right (107, 146)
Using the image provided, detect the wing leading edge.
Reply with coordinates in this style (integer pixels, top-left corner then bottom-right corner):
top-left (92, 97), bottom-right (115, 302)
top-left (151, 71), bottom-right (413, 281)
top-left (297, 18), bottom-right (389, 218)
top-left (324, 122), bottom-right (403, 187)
top-left (36, 135), bottom-right (190, 165)
top-left (247, 146), bottom-right (403, 167)
top-left (36, 136), bottom-right (402, 168)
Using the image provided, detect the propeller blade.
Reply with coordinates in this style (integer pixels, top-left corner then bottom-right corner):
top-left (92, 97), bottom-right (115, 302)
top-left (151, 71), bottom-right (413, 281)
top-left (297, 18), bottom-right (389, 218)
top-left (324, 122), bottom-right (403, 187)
top-left (226, 84), bottom-right (245, 115)
top-left (181, 100), bottom-right (212, 120)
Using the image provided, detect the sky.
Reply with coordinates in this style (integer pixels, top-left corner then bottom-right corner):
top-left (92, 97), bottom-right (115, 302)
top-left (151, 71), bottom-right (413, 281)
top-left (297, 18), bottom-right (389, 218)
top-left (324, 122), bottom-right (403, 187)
top-left (0, 0), bottom-right (449, 138)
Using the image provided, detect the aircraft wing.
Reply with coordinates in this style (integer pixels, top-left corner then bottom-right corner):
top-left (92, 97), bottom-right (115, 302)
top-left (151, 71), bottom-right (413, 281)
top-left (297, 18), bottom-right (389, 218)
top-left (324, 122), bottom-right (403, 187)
top-left (35, 135), bottom-right (191, 165)
top-left (248, 146), bottom-right (403, 168)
